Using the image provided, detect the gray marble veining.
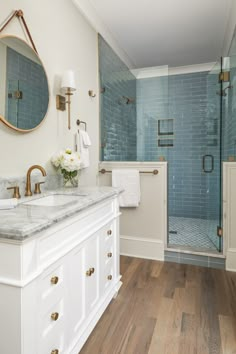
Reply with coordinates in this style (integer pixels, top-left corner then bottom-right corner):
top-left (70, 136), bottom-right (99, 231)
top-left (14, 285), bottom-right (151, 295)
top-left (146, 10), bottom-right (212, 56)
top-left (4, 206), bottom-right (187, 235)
top-left (0, 186), bottom-right (122, 241)
top-left (0, 174), bottom-right (62, 199)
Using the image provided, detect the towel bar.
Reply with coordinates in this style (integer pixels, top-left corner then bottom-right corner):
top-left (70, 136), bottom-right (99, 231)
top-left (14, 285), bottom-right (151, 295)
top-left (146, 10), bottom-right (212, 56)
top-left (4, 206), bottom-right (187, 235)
top-left (99, 169), bottom-right (158, 175)
top-left (76, 119), bottom-right (87, 131)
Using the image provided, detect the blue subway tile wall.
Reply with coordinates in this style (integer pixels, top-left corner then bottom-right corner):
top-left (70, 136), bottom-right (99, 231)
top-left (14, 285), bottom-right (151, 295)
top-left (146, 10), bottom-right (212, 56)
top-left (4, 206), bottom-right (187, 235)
top-left (98, 35), bottom-right (137, 161)
top-left (6, 47), bottom-right (48, 130)
top-left (136, 76), bottom-right (169, 161)
top-left (137, 71), bottom-right (221, 221)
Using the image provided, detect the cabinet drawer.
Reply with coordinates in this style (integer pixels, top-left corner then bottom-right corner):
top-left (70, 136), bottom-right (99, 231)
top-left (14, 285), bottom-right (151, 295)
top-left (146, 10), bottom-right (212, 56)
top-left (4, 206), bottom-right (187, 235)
top-left (40, 298), bottom-right (64, 339)
top-left (104, 241), bottom-right (114, 266)
top-left (103, 221), bottom-right (114, 243)
top-left (104, 261), bottom-right (114, 291)
top-left (39, 261), bottom-right (64, 313)
top-left (40, 319), bottom-right (65, 354)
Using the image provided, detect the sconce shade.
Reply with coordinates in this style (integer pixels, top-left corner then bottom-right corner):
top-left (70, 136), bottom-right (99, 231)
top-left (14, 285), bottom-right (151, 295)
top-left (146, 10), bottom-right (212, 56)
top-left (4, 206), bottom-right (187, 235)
top-left (61, 70), bottom-right (76, 92)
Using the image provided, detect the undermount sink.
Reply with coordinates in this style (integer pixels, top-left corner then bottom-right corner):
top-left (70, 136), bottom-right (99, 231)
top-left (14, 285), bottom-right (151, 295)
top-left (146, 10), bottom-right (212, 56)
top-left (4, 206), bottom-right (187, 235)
top-left (23, 194), bottom-right (84, 207)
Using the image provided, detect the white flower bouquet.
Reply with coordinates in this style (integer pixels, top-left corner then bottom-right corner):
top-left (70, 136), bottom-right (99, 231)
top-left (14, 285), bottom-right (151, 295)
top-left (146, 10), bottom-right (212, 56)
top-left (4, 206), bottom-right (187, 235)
top-left (51, 148), bottom-right (81, 187)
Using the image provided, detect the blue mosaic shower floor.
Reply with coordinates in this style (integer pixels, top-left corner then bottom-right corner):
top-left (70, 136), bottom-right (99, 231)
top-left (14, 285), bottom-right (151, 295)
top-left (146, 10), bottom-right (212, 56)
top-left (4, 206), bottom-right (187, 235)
top-left (168, 217), bottom-right (219, 251)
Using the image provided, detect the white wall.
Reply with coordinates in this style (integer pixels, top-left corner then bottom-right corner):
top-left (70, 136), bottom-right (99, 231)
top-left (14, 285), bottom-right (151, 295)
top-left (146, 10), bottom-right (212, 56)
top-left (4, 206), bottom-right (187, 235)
top-left (72, 0), bottom-right (135, 69)
top-left (223, 0), bottom-right (236, 56)
top-left (0, 0), bottom-right (99, 185)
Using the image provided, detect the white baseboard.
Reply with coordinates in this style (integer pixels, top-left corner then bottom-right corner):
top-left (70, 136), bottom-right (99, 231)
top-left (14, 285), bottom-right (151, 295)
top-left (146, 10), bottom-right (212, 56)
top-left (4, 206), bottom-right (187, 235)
top-left (226, 248), bottom-right (236, 272)
top-left (120, 235), bottom-right (164, 261)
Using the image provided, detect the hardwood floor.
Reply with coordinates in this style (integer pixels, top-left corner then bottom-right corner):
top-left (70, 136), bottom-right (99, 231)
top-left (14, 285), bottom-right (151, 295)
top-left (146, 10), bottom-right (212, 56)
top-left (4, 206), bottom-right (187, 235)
top-left (80, 256), bottom-right (236, 354)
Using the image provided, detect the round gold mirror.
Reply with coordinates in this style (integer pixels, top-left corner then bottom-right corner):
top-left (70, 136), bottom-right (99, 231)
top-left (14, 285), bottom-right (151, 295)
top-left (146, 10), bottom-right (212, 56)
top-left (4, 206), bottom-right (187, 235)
top-left (0, 35), bottom-right (49, 132)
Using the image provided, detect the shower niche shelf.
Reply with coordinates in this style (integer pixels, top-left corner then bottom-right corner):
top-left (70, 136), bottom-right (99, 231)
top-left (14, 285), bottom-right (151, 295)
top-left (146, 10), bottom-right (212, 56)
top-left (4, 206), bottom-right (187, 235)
top-left (157, 118), bottom-right (174, 147)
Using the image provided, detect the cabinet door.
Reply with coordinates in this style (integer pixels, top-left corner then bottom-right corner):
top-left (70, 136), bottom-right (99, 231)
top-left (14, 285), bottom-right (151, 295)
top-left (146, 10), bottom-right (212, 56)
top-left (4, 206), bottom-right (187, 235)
top-left (84, 232), bottom-right (100, 315)
top-left (66, 246), bottom-right (85, 344)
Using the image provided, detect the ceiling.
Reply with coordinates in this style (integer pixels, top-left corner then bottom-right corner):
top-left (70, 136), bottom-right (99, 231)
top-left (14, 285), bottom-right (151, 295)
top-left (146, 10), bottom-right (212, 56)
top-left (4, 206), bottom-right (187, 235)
top-left (89, 0), bottom-right (233, 68)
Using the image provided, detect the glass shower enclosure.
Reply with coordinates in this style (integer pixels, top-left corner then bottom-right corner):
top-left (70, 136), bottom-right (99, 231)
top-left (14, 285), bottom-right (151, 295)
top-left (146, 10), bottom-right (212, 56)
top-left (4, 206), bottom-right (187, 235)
top-left (99, 33), bottom-right (229, 254)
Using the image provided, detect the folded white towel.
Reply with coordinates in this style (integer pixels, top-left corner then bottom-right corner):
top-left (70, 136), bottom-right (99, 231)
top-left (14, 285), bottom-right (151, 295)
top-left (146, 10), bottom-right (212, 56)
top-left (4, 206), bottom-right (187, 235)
top-left (75, 130), bottom-right (91, 168)
top-left (0, 198), bottom-right (18, 210)
top-left (112, 169), bottom-right (141, 207)
top-left (80, 130), bottom-right (91, 147)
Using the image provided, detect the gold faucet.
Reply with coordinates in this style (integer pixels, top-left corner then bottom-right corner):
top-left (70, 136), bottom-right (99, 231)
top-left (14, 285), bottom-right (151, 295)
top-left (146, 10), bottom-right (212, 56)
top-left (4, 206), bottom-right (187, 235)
top-left (25, 165), bottom-right (47, 196)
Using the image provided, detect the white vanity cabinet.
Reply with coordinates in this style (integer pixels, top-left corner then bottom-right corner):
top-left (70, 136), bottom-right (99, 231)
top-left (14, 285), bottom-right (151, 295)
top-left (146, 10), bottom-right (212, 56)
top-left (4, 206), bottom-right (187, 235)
top-left (0, 194), bottom-right (121, 354)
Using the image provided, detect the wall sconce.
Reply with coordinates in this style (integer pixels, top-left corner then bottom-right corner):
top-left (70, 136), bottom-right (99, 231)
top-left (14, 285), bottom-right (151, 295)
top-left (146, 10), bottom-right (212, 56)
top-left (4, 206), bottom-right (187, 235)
top-left (56, 70), bottom-right (76, 130)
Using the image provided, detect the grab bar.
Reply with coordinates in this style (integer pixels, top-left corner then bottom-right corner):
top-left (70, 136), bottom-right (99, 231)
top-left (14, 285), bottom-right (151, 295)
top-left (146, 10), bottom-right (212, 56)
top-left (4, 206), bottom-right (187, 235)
top-left (99, 169), bottom-right (158, 175)
top-left (202, 155), bottom-right (214, 173)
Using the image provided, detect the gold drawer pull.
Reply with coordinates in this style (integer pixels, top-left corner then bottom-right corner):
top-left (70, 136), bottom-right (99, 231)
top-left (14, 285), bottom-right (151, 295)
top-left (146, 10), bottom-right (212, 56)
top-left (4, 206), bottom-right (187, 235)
top-left (86, 267), bottom-right (95, 276)
top-left (107, 229), bottom-right (112, 236)
top-left (51, 312), bottom-right (59, 321)
top-left (107, 252), bottom-right (112, 258)
top-left (86, 269), bottom-right (92, 276)
top-left (51, 350), bottom-right (59, 354)
top-left (107, 275), bottom-right (112, 280)
top-left (51, 276), bottom-right (59, 285)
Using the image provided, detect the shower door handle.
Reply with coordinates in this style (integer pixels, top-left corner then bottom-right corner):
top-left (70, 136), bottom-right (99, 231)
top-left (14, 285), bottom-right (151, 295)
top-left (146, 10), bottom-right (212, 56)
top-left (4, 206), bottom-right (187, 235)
top-left (202, 155), bottom-right (214, 173)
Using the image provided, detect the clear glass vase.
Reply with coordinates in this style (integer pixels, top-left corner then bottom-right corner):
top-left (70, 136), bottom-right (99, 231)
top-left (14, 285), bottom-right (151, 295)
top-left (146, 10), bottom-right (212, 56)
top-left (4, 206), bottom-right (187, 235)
top-left (63, 172), bottom-right (79, 188)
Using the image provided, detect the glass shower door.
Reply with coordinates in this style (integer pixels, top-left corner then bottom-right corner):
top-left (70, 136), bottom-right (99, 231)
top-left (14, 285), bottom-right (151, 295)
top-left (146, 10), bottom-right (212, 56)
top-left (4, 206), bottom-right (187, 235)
top-left (204, 61), bottom-right (223, 252)
top-left (167, 63), bottom-right (223, 253)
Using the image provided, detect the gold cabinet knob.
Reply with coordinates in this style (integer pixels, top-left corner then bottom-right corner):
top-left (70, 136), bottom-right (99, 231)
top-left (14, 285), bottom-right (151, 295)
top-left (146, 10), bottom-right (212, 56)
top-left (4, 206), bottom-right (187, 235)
top-left (51, 276), bottom-right (59, 285)
top-left (51, 312), bottom-right (59, 321)
top-left (51, 350), bottom-right (59, 354)
top-left (107, 229), bottom-right (112, 236)
top-left (86, 269), bottom-right (92, 276)
top-left (107, 252), bottom-right (112, 258)
top-left (86, 267), bottom-right (95, 276)
top-left (107, 275), bottom-right (112, 280)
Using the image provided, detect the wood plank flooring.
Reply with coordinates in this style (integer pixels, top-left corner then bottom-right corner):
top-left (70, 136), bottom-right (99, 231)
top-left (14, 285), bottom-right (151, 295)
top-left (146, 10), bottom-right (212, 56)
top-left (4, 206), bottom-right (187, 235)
top-left (80, 256), bottom-right (236, 354)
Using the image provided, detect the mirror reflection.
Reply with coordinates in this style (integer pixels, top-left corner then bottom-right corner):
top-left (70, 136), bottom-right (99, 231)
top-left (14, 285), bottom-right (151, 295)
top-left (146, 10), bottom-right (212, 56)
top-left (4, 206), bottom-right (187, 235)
top-left (0, 35), bottom-right (49, 131)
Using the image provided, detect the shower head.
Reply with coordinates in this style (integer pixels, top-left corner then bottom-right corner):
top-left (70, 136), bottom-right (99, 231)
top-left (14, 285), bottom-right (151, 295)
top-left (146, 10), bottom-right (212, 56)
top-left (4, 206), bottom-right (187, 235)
top-left (124, 96), bottom-right (135, 104)
top-left (118, 96), bottom-right (135, 105)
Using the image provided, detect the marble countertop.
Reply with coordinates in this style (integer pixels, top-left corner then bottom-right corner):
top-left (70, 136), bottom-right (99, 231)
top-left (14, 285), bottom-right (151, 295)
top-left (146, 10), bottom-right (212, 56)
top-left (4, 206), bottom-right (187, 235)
top-left (0, 186), bottom-right (121, 241)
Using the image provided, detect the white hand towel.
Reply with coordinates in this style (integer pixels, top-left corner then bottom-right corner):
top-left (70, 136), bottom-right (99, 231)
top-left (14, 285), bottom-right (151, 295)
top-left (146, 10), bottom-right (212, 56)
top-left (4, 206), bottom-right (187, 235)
top-left (112, 169), bottom-right (141, 207)
top-left (0, 198), bottom-right (18, 210)
top-left (76, 130), bottom-right (91, 168)
top-left (81, 130), bottom-right (91, 147)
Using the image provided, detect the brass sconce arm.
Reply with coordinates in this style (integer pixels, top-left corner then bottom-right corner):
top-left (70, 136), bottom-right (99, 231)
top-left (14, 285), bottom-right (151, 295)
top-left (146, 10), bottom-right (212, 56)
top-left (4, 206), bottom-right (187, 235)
top-left (56, 70), bottom-right (76, 130)
top-left (56, 89), bottom-right (74, 130)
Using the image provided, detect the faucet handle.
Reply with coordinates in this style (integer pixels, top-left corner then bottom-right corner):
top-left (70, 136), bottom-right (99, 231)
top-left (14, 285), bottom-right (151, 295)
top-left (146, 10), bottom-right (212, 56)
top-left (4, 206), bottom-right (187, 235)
top-left (7, 186), bottom-right (21, 199)
top-left (34, 181), bottom-right (45, 194)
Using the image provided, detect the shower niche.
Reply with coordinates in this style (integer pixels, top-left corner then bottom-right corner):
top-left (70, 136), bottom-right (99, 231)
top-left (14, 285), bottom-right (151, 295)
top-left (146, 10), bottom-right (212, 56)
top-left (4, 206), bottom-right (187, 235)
top-left (157, 118), bottom-right (174, 147)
